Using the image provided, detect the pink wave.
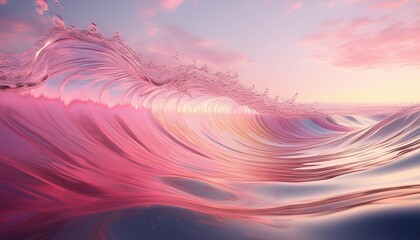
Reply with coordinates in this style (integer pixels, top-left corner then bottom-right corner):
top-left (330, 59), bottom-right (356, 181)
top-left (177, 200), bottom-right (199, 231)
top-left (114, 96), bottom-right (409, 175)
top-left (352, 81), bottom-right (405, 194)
top-left (1, 19), bottom-right (419, 239)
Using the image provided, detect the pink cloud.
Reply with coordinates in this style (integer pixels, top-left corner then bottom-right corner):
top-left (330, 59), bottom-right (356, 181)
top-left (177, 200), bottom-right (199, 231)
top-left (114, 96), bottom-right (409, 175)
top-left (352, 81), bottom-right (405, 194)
top-left (137, 1), bottom-right (183, 24)
top-left (0, 0), bottom-right (7, 5)
top-left (144, 8), bottom-right (156, 17)
top-left (304, 16), bottom-right (420, 68)
top-left (328, 0), bottom-right (367, 7)
top-left (160, 0), bottom-right (184, 11)
top-left (136, 26), bottom-right (250, 69)
top-left (146, 26), bottom-right (159, 36)
top-left (289, 1), bottom-right (303, 12)
top-left (0, 17), bottom-right (47, 53)
top-left (370, 0), bottom-right (407, 9)
top-left (327, 0), bottom-right (415, 9)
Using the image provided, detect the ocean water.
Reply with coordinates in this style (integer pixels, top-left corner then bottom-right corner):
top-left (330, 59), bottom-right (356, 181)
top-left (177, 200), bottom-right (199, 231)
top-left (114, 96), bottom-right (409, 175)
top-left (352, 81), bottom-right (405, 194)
top-left (1, 13), bottom-right (420, 240)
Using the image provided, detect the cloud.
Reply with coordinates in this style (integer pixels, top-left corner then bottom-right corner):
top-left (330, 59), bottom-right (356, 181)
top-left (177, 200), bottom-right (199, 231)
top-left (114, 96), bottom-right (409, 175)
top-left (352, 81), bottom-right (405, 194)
top-left (137, 0), bottom-right (183, 25)
top-left (160, 0), bottom-right (184, 11)
top-left (135, 25), bottom-right (250, 69)
top-left (134, 0), bottom-right (248, 70)
top-left (288, 1), bottom-right (303, 12)
top-left (327, 0), bottom-right (415, 9)
top-left (370, 0), bottom-right (407, 9)
top-left (144, 8), bottom-right (156, 17)
top-left (146, 26), bottom-right (159, 36)
top-left (304, 16), bottom-right (420, 68)
top-left (0, 0), bottom-right (7, 5)
top-left (0, 16), bottom-right (47, 53)
top-left (327, 0), bottom-right (367, 7)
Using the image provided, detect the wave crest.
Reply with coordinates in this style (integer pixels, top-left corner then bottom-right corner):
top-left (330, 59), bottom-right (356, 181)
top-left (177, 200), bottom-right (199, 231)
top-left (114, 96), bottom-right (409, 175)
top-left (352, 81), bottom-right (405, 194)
top-left (0, 23), bottom-right (320, 118)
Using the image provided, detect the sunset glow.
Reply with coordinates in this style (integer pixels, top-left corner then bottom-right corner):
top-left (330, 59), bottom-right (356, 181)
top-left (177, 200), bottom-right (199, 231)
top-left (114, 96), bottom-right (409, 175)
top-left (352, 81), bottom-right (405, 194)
top-left (0, 1), bottom-right (419, 240)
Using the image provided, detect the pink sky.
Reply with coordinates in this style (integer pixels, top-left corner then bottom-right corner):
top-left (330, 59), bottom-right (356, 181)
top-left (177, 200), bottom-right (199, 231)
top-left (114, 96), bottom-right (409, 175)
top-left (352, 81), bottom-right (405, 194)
top-left (0, 0), bottom-right (419, 103)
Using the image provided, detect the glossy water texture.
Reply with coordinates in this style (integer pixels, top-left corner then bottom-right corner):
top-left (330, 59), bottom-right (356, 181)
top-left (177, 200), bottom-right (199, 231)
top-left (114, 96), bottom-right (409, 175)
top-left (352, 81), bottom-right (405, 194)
top-left (1, 23), bottom-right (419, 240)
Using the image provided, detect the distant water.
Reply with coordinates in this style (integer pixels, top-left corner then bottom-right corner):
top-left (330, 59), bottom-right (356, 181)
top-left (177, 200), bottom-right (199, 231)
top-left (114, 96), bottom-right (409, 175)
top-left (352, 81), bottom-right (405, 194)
top-left (0, 17), bottom-right (419, 240)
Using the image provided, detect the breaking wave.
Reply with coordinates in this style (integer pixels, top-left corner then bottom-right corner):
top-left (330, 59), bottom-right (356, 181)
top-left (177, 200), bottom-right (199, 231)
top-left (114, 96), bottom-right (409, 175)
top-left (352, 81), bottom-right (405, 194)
top-left (1, 19), bottom-right (419, 239)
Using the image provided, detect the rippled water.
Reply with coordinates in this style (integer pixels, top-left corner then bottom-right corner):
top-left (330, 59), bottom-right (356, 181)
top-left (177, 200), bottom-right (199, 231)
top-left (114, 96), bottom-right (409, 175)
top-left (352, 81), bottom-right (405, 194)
top-left (0, 13), bottom-right (419, 240)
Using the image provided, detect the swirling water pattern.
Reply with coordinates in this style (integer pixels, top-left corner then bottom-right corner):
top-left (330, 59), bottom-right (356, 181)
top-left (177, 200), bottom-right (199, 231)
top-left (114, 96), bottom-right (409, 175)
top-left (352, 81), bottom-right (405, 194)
top-left (0, 22), bottom-right (419, 239)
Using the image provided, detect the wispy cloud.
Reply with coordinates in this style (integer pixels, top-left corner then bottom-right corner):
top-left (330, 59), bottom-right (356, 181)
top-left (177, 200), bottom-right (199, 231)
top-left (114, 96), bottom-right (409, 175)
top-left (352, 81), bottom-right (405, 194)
top-left (137, 0), bottom-right (185, 34)
top-left (146, 26), bottom-right (159, 36)
top-left (138, 0), bottom-right (184, 19)
top-left (0, 16), bottom-right (47, 53)
top-left (288, 1), bottom-right (303, 12)
top-left (136, 25), bottom-right (250, 69)
top-left (327, 0), bottom-right (367, 8)
top-left (327, 0), bottom-right (414, 9)
top-left (160, 0), bottom-right (184, 11)
top-left (0, 0), bottom-right (8, 5)
top-left (370, 0), bottom-right (407, 9)
top-left (304, 16), bottom-right (420, 68)
top-left (143, 7), bottom-right (156, 17)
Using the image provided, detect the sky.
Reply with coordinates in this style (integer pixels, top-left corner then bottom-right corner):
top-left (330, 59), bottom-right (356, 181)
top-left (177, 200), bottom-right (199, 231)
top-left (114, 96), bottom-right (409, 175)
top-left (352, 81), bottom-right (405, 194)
top-left (0, 0), bottom-right (419, 104)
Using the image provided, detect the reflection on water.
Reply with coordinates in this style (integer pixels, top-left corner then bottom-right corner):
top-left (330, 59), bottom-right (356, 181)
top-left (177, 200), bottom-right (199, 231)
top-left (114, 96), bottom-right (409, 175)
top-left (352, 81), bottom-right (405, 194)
top-left (0, 13), bottom-right (419, 240)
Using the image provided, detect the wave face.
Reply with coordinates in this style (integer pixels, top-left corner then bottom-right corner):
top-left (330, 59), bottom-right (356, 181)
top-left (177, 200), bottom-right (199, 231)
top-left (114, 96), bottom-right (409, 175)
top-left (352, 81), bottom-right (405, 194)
top-left (1, 24), bottom-right (420, 239)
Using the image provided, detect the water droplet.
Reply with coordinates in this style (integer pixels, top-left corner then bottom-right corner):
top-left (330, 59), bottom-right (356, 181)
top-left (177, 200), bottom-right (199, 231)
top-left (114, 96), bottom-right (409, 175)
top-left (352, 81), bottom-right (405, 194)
top-left (200, 64), bottom-right (209, 72)
top-left (35, 0), bottom-right (49, 15)
top-left (52, 15), bottom-right (65, 28)
top-left (69, 25), bottom-right (77, 31)
top-left (88, 22), bottom-right (98, 34)
top-left (173, 51), bottom-right (179, 60)
top-left (112, 31), bottom-right (122, 41)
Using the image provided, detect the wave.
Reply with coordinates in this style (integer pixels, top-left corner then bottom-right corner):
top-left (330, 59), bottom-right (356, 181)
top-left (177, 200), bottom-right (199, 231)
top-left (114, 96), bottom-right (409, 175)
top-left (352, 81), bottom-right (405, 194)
top-left (0, 19), bottom-right (419, 238)
top-left (0, 19), bottom-right (318, 118)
